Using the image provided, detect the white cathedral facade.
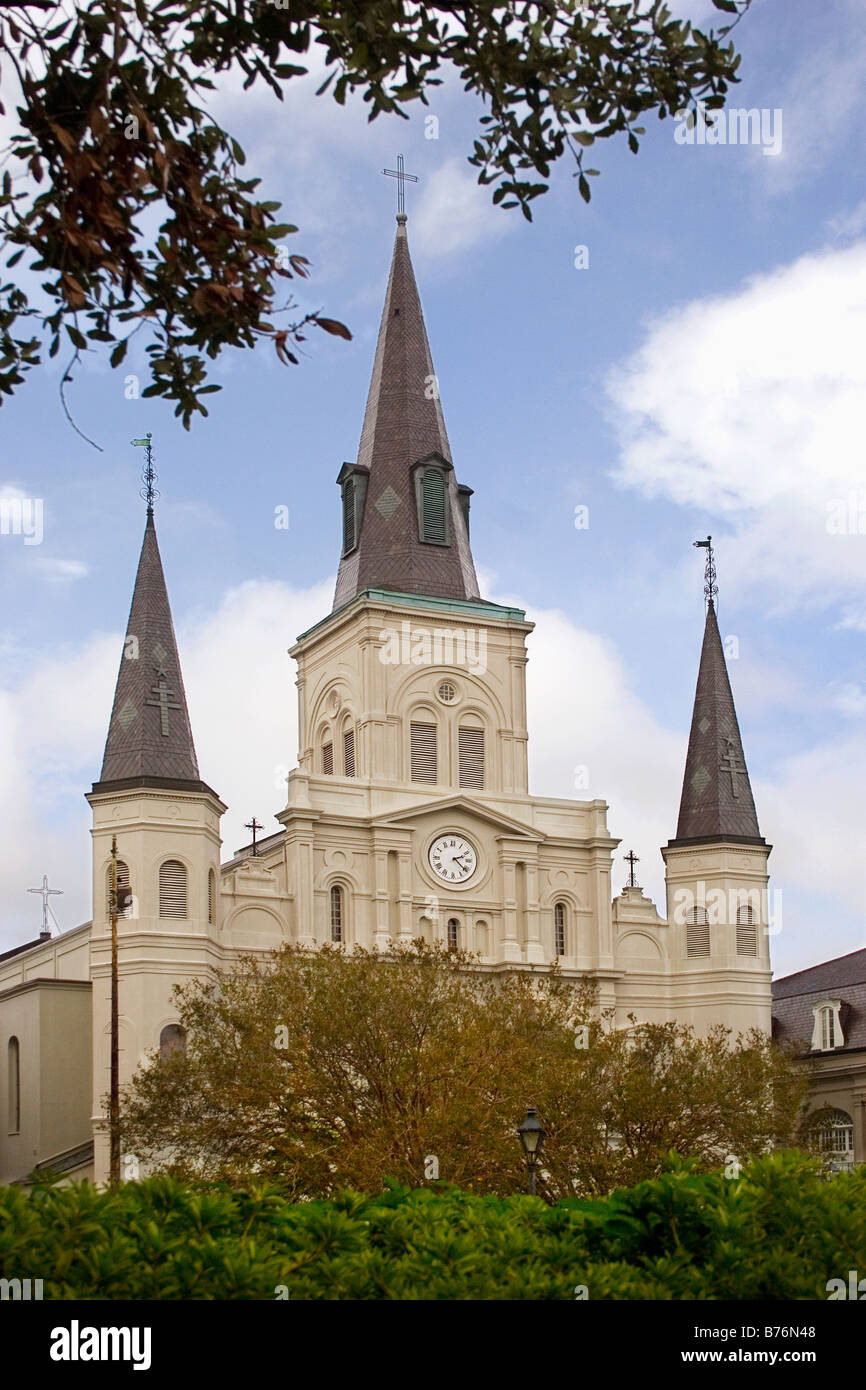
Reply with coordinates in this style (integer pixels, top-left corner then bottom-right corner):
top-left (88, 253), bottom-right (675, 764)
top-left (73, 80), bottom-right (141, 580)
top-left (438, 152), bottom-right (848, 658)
top-left (0, 214), bottom-right (773, 1185)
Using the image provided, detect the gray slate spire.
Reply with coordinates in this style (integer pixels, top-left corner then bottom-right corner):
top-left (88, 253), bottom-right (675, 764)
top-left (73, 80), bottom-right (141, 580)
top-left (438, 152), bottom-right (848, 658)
top-left (333, 216), bottom-right (480, 609)
top-left (94, 509), bottom-right (202, 791)
top-left (671, 601), bottom-right (764, 844)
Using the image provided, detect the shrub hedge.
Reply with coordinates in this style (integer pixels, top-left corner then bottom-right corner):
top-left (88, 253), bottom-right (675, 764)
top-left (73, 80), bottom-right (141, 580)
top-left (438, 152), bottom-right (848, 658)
top-left (1, 1151), bottom-right (864, 1300)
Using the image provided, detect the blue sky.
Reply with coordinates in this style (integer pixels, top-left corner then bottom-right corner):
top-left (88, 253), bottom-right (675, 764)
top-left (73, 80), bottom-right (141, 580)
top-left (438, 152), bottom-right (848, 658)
top-left (2, 0), bottom-right (865, 976)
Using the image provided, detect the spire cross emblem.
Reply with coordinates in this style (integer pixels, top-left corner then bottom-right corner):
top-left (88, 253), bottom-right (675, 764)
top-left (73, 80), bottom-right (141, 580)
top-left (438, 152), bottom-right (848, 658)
top-left (720, 736), bottom-right (745, 799)
top-left (382, 154), bottom-right (419, 217)
top-left (624, 850), bottom-right (640, 888)
top-left (244, 817), bottom-right (264, 856)
top-left (145, 672), bottom-right (182, 736)
top-left (28, 873), bottom-right (63, 936)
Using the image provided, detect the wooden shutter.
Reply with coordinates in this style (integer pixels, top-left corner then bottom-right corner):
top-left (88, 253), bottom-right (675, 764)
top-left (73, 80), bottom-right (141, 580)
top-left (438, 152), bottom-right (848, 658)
top-left (736, 905), bottom-right (756, 955)
top-left (343, 728), bottom-right (355, 778)
top-left (686, 906), bottom-right (710, 957)
top-left (159, 860), bottom-right (187, 919)
top-left (342, 477), bottom-right (355, 553)
top-left (322, 741), bottom-right (334, 775)
top-left (421, 468), bottom-right (447, 543)
top-left (458, 727), bottom-right (484, 788)
top-left (410, 722), bottom-right (437, 783)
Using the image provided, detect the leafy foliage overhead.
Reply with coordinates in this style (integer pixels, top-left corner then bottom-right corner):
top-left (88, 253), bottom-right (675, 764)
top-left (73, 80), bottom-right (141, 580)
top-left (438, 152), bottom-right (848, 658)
top-left (0, 0), bottom-right (751, 424)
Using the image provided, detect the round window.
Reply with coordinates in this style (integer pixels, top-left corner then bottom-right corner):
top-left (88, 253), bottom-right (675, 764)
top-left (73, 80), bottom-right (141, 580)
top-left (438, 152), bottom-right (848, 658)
top-left (437, 681), bottom-right (457, 704)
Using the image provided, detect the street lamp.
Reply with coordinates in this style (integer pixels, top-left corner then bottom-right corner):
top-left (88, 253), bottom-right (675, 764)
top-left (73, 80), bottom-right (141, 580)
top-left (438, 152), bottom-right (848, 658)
top-left (517, 1106), bottom-right (545, 1195)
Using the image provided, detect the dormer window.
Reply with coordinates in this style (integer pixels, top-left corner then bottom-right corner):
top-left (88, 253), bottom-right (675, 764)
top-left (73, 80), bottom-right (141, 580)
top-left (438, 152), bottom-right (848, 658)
top-left (413, 454), bottom-right (451, 546)
top-left (811, 1000), bottom-right (844, 1051)
top-left (336, 463), bottom-right (369, 557)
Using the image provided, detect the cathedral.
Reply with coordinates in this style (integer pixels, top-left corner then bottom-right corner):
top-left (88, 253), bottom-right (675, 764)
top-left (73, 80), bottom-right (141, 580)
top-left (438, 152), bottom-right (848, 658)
top-left (0, 211), bottom-right (773, 1185)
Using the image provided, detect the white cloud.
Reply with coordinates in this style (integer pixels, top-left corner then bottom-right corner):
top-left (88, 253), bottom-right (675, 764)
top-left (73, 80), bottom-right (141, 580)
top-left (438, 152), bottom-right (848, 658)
top-left (30, 558), bottom-right (89, 583)
top-left (606, 240), bottom-right (866, 613)
top-left (412, 158), bottom-right (513, 261)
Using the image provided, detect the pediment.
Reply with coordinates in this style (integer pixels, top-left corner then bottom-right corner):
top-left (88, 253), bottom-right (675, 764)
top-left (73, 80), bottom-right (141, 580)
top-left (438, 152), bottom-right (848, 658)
top-left (376, 795), bottom-right (545, 842)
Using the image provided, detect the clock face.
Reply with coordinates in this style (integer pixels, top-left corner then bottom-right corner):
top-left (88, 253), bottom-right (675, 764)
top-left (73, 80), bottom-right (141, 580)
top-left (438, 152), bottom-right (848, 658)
top-left (428, 834), bottom-right (477, 884)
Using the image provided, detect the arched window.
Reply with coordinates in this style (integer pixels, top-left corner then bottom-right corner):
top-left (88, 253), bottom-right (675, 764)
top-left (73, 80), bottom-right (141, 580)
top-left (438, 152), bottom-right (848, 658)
top-left (410, 721), bottom-right (437, 783)
top-left (159, 860), bottom-right (187, 919)
top-left (7, 1036), bottom-right (20, 1134)
top-left (686, 906), bottom-right (710, 958)
top-left (106, 860), bottom-right (131, 917)
top-left (554, 902), bottom-right (567, 957)
top-left (809, 1108), bottom-right (854, 1163)
top-left (208, 869), bottom-right (216, 925)
top-left (322, 738), bottom-right (334, 775)
top-left (159, 1024), bottom-right (187, 1062)
top-left (736, 904), bottom-right (757, 955)
top-left (330, 885), bottom-right (344, 944)
top-left (343, 724), bottom-right (356, 778)
top-left (458, 726), bottom-right (484, 789)
top-left (447, 918), bottom-right (459, 950)
top-left (418, 464), bottom-right (448, 544)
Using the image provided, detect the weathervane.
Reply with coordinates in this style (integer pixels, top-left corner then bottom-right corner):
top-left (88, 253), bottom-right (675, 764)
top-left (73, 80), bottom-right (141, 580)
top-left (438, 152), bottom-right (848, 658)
top-left (27, 874), bottom-right (63, 937)
top-left (693, 535), bottom-right (718, 608)
top-left (382, 154), bottom-right (419, 220)
top-left (244, 817), bottom-right (264, 856)
top-left (132, 432), bottom-right (158, 512)
top-left (624, 850), bottom-right (640, 889)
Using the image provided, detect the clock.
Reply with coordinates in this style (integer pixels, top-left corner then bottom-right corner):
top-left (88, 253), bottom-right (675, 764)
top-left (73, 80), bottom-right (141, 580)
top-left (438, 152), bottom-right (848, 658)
top-left (428, 834), bottom-right (477, 884)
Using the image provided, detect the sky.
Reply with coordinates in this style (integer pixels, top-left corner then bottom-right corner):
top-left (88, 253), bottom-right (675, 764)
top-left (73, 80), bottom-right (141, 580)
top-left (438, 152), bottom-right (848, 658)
top-left (1, 0), bottom-right (865, 977)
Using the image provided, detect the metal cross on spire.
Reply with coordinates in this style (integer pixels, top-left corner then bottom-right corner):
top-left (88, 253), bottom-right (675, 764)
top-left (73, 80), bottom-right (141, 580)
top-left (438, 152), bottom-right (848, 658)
top-left (244, 817), bottom-right (264, 856)
top-left (382, 155), bottom-right (419, 220)
top-left (693, 535), bottom-right (718, 608)
top-left (132, 432), bottom-right (159, 513)
top-left (27, 874), bottom-right (63, 937)
top-left (624, 850), bottom-right (640, 889)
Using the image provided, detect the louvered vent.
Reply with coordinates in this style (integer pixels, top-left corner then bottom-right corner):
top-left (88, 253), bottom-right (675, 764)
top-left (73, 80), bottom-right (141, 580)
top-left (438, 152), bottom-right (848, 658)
top-left (208, 869), bottom-right (216, 925)
top-left (421, 468), bottom-right (447, 544)
top-left (159, 860), bottom-right (187, 919)
top-left (322, 741), bottom-right (334, 775)
top-left (736, 905), bottom-right (757, 955)
top-left (344, 728), bottom-right (356, 778)
top-left (458, 727), bottom-right (484, 789)
top-left (342, 477), bottom-right (355, 553)
top-left (686, 906), bottom-right (710, 958)
top-left (410, 722), bottom-right (437, 783)
top-left (106, 860), bottom-right (131, 917)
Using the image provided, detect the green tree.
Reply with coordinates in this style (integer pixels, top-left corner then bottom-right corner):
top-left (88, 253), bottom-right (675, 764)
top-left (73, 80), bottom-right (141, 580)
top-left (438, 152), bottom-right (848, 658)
top-left (120, 941), bottom-right (807, 1198)
top-left (0, 0), bottom-right (752, 423)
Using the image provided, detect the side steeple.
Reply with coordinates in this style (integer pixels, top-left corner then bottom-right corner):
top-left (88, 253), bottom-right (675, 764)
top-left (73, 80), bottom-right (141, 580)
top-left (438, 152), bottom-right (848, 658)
top-left (333, 209), bottom-right (480, 609)
top-left (94, 505), bottom-right (204, 792)
top-left (671, 540), bottom-right (763, 845)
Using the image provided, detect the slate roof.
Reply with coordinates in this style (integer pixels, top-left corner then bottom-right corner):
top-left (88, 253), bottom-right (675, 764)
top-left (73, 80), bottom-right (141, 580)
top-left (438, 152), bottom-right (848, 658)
top-left (670, 601), bottom-right (764, 845)
top-left (94, 509), bottom-right (201, 788)
top-left (333, 215), bottom-right (480, 609)
top-left (772, 949), bottom-right (866, 1053)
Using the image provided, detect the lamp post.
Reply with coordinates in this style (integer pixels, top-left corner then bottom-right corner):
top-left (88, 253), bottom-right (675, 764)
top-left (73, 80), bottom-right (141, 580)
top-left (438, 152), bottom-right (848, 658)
top-left (517, 1106), bottom-right (545, 1196)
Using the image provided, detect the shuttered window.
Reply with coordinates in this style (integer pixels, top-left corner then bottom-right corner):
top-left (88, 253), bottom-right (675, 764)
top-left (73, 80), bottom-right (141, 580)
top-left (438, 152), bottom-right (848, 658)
top-left (106, 860), bottom-right (131, 917)
top-left (344, 728), bottom-right (356, 778)
top-left (410, 722), bottom-right (437, 783)
top-left (554, 902), bottom-right (566, 957)
top-left (208, 869), bottom-right (216, 925)
top-left (736, 904), bottom-right (757, 955)
top-left (342, 477), bottom-right (356, 553)
top-left (421, 468), bottom-right (447, 544)
top-left (322, 741), bottom-right (334, 775)
top-left (686, 906), bottom-right (710, 958)
top-left (330, 885), bottom-right (343, 944)
top-left (458, 727), bottom-right (484, 789)
top-left (159, 860), bottom-right (187, 919)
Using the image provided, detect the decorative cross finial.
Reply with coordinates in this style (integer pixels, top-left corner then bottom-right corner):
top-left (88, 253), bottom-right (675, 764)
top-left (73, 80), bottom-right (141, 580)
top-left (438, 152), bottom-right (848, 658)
top-left (624, 850), bottom-right (640, 889)
top-left (693, 535), bottom-right (718, 608)
top-left (27, 873), bottom-right (63, 937)
top-left (244, 817), bottom-right (264, 856)
top-left (382, 155), bottom-right (419, 221)
top-left (132, 433), bottom-right (158, 513)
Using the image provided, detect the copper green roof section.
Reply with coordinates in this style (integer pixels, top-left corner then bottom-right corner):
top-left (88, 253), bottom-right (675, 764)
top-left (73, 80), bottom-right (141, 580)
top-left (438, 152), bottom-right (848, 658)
top-left (94, 510), bottom-right (201, 789)
top-left (333, 216), bottom-right (480, 609)
top-left (671, 601), bottom-right (764, 845)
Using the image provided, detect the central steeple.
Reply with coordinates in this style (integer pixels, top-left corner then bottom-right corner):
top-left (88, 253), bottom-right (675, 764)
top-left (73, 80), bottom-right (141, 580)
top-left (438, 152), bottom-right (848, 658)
top-left (332, 213), bottom-right (481, 610)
